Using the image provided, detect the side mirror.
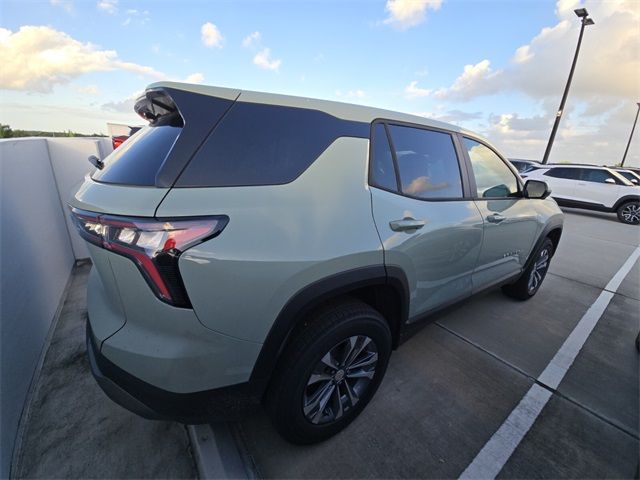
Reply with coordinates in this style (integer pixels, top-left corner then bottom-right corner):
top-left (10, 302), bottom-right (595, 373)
top-left (523, 180), bottom-right (550, 199)
top-left (631, 179), bottom-right (639, 184)
top-left (88, 155), bottom-right (104, 170)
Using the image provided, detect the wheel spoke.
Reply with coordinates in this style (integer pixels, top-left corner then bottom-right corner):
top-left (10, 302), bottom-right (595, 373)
top-left (303, 380), bottom-right (332, 416)
top-left (306, 382), bottom-right (335, 425)
top-left (346, 368), bottom-right (375, 380)
top-left (320, 351), bottom-right (338, 370)
top-left (307, 371), bottom-right (332, 386)
top-left (348, 351), bottom-right (378, 370)
top-left (339, 337), bottom-right (358, 366)
top-left (343, 379), bottom-right (359, 407)
top-left (343, 336), bottom-right (371, 367)
top-left (303, 334), bottom-right (377, 425)
top-left (332, 384), bottom-right (344, 420)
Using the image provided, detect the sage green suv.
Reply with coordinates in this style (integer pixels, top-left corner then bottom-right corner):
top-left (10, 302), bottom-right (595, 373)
top-left (70, 82), bottom-right (563, 444)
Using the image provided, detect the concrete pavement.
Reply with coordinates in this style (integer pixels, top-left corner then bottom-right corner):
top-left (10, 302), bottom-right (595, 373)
top-left (11, 265), bottom-right (196, 479)
top-left (238, 210), bottom-right (640, 479)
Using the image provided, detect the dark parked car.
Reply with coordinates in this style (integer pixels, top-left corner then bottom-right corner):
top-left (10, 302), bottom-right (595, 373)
top-left (509, 159), bottom-right (542, 175)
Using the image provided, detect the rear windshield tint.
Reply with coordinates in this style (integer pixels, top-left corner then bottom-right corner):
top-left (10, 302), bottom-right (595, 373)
top-left (93, 124), bottom-right (181, 186)
top-left (175, 102), bottom-right (368, 187)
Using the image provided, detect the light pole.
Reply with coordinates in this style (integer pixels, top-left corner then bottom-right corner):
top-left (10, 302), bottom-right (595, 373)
top-left (620, 102), bottom-right (640, 167)
top-left (541, 8), bottom-right (594, 164)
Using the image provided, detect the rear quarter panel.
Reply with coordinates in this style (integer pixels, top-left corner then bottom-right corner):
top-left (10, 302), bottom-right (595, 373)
top-left (157, 137), bottom-right (383, 343)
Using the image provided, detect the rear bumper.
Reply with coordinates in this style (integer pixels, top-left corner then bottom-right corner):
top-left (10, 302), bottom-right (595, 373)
top-left (86, 320), bottom-right (262, 423)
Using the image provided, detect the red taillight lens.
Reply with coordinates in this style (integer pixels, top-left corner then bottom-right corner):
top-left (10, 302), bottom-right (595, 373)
top-left (70, 208), bottom-right (228, 308)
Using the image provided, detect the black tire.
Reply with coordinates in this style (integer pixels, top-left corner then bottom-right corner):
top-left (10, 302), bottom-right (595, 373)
top-left (266, 298), bottom-right (392, 444)
top-left (502, 238), bottom-right (554, 301)
top-left (617, 201), bottom-right (640, 225)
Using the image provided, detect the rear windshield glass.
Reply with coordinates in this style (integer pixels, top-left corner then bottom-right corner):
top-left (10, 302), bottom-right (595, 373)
top-left (92, 124), bottom-right (181, 186)
top-left (175, 102), bottom-right (368, 187)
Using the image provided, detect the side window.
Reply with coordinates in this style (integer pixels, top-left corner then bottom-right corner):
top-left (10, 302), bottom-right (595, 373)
top-left (370, 124), bottom-right (398, 192)
top-left (582, 169), bottom-right (616, 184)
top-left (464, 138), bottom-right (518, 198)
top-left (544, 167), bottom-right (580, 179)
top-left (386, 124), bottom-right (463, 199)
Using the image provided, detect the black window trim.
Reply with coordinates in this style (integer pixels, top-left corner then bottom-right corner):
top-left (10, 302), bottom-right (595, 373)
top-left (543, 166), bottom-right (581, 180)
top-left (368, 118), bottom-right (473, 202)
top-left (459, 134), bottom-right (524, 201)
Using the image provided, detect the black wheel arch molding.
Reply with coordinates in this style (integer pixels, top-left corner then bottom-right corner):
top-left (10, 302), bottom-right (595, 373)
top-left (613, 195), bottom-right (640, 211)
top-left (523, 218), bottom-right (564, 273)
top-left (248, 265), bottom-right (410, 394)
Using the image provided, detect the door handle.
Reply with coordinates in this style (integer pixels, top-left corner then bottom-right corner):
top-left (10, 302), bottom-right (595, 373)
top-left (389, 218), bottom-right (425, 232)
top-left (486, 213), bottom-right (506, 223)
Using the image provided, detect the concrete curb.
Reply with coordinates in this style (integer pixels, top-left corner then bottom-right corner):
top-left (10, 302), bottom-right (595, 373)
top-left (188, 423), bottom-right (258, 479)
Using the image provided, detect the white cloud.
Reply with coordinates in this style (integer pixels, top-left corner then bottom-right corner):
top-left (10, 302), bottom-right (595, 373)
top-left (242, 31), bottom-right (261, 48)
top-left (97, 0), bottom-right (117, 14)
top-left (512, 45), bottom-right (533, 64)
top-left (0, 26), bottom-right (164, 93)
top-left (50, 0), bottom-right (73, 13)
top-left (102, 92), bottom-right (140, 113)
top-left (184, 72), bottom-right (204, 84)
top-left (253, 48), bottom-right (281, 71)
top-left (383, 0), bottom-right (443, 30)
top-left (242, 32), bottom-right (282, 71)
top-left (431, 0), bottom-right (640, 165)
top-left (201, 22), bottom-right (224, 48)
top-left (436, 1), bottom-right (639, 101)
top-left (404, 80), bottom-right (431, 99)
top-left (434, 59), bottom-right (501, 100)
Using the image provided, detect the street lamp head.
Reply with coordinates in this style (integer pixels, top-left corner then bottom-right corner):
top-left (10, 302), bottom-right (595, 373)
top-left (574, 8), bottom-right (588, 17)
top-left (584, 18), bottom-right (595, 26)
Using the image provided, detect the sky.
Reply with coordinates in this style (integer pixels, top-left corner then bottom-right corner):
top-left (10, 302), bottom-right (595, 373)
top-left (0, 0), bottom-right (638, 166)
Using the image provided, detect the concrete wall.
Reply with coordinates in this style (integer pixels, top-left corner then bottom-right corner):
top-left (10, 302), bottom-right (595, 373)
top-left (0, 137), bottom-right (112, 478)
top-left (47, 137), bottom-right (112, 259)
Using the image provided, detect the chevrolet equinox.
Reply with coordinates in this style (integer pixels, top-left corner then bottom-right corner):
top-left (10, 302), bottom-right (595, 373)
top-left (71, 82), bottom-right (564, 444)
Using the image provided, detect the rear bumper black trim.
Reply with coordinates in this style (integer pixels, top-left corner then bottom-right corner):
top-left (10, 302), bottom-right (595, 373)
top-left (86, 320), bottom-right (261, 423)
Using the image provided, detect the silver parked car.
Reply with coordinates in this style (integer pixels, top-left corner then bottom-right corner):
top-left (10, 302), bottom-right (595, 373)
top-left (70, 82), bottom-right (563, 443)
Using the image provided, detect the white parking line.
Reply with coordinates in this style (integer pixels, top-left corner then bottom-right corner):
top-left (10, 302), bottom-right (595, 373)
top-left (460, 245), bottom-right (640, 480)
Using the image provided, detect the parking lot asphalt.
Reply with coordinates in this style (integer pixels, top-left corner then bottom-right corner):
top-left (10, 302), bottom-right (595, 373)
top-left (237, 210), bottom-right (640, 479)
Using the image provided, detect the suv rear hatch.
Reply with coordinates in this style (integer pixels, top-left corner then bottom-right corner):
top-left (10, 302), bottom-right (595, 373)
top-left (69, 84), bottom-right (240, 340)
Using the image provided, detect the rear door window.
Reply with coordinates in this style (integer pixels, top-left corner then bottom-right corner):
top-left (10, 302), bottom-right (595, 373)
top-left (385, 124), bottom-right (463, 200)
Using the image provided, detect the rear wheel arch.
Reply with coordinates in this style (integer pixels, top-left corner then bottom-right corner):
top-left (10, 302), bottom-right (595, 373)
top-left (249, 266), bottom-right (409, 395)
top-left (613, 195), bottom-right (640, 212)
top-left (546, 227), bottom-right (563, 255)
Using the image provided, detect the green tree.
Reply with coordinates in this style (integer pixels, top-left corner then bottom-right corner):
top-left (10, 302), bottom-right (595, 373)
top-left (0, 124), bottom-right (13, 138)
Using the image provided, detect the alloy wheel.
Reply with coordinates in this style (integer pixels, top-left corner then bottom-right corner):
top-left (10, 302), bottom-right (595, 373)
top-left (528, 247), bottom-right (550, 294)
top-left (621, 204), bottom-right (640, 224)
top-left (302, 335), bottom-right (378, 425)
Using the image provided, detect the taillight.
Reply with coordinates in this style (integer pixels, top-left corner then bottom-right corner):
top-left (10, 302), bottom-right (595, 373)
top-left (70, 208), bottom-right (228, 308)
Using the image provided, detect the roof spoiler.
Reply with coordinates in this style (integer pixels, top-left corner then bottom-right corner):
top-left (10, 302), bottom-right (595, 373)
top-left (134, 89), bottom-right (179, 124)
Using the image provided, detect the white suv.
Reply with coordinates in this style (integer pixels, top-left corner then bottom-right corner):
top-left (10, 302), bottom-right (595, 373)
top-left (524, 164), bottom-right (640, 224)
